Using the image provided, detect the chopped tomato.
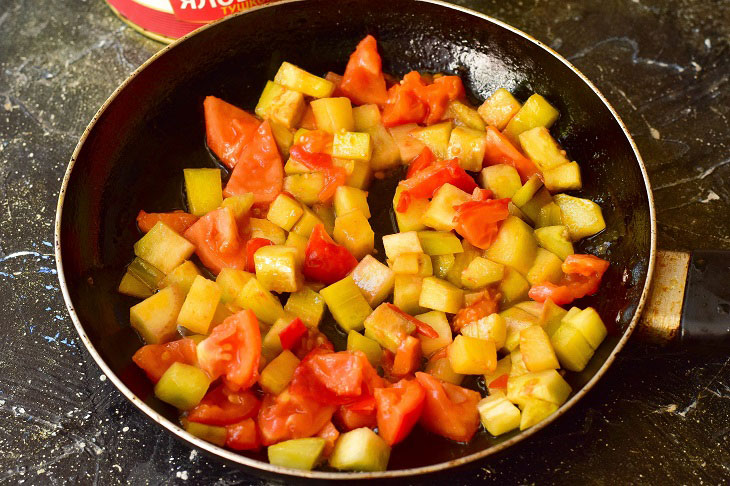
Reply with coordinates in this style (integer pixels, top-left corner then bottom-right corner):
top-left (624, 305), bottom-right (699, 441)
top-left (316, 421), bottom-right (340, 457)
top-left (289, 144), bottom-right (346, 202)
top-left (340, 35), bottom-right (388, 106)
top-left (132, 338), bottom-right (197, 383)
top-left (396, 159), bottom-right (477, 212)
top-left (384, 303), bottom-right (438, 339)
top-left (325, 72), bottom-right (346, 98)
top-left (382, 71), bottom-right (428, 127)
top-left (197, 309), bottom-right (261, 391)
top-left (529, 254), bottom-right (610, 306)
top-left (488, 374), bottom-right (509, 390)
top-left (278, 317), bottom-right (308, 351)
top-left (562, 254), bottom-right (611, 277)
top-left (302, 224), bottom-right (358, 285)
top-left (471, 188), bottom-right (494, 201)
top-left (406, 147), bottom-right (436, 178)
top-left (203, 96), bottom-right (260, 170)
top-left (483, 126), bottom-right (540, 182)
top-left (183, 207), bottom-right (246, 275)
top-left (414, 372), bottom-right (481, 442)
top-left (258, 388), bottom-right (336, 446)
top-left (413, 75), bottom-right (465, 125)
top-left (335, 403), bottom-right (377, 430)
top-left (452, 288), bottom-right (501, 332)
top-left (391, 336), bottom-right (422, 378)
top-left (374, 378), bottom-right (426, 445)
top-left (136, 210), bottom-right (198, 234)
top-left (224, 120), bottom-right (284, 204)
top-left (296, 130), bottom-right (333, 154)
top-left (291, 328), bottom-right (335, 360)
top-left (187, 384), bottom-right (260, 426)
top-left (225, 418), bottom-right (260, 451)
top-left (453, 198), bottom-right (511, 250)
top-left (245, 237), bottom-right (273, 273)
top-left (299, 105), bottom-right (318, 130)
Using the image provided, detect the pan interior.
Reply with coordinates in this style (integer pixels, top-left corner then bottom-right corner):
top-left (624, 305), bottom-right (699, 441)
top-left (59, 0), bottom-right (652, 471)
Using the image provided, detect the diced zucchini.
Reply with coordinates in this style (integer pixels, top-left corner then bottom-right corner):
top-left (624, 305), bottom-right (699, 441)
top-left (211, 302), bottom-right (236, 327)
top-left (382, 231), bottom-right (423, 260)
top-left (284, 231), bottom-right (308, 265)
top-left (339, 157), bottom-right (372, 189)
top-left (269, 437), bottom-right (327, 471)
top-left (388, 123), bottom-right (425, 163)
top-left (269, 120), bottom-right (295, 160)
top-left (134, 222), bottom-right (196, 274)
top-left (503, 94), bottom-right (560, 146)
top-left (255, 81), bottom-right (306, 128)
top-left (509, 349), bottom-right (529, 378)
top-left (254, 245), bottom-right (303, 293)
top-left (363, 303), bottom-right (416, 352)
top-left (461, 313), bottom-right (507, 349)
top-left (447, 126), bottom-right (487, 172)
top-left (274, 62), bottom-right (335, 98)
top-left (267, 193), bottom-right (303, 231)
top-left (527, 248), bottom-right (564, 285)
top-left (216, 268), bottom-right (253, 304)
top-left (347, 330), bottom-right (383, 366)
top-left (284, 287), bottom-right (325, 328)
top-left (417, 231), bottom-right (464, 256)
top-left (485, 355), bottom-right (512, 392)
top-left (128, 257), bottom-right (165, 291)
top-left (284, 156), bottom-right (311, 175)
top-left (421, 183), bottom-right (471, 231)
top-left (310, 97), bottom-right (355, 134)
top-left (425, 353), bottom-right (464, 385)
top-left (448, 335), bottom-right (497, 374)
top-left (498, 267), bottom-right (530, 306)
top-left (250, 218), bottom-right (287, 245)
top-left (353, 104), bottom-right (382, 131)
top-left (259, 349), bottom-right (300, 395)
top-left (461, 257), bottom-right (504, 289)
top-left (519, 325), bottom-right (560, 372)
top-left (235, 277), bottom-right (286, 325)
top-left (284, 172), bottom-right (326, 206)
top-left (333, 131), bottom-right (372, 161)
top-left (501, 306), bottom-right (539, 352)
top-left (550, 322), bottom-right (594, 372)
top-left (534, 225), bottom-right (574, 261)
top-left (118, 271), bottom-right (153, 299)
top-left (183, 168), bottom-right (223, 217)
top-left (511, 174), bottom-right (544, 208)
top-left (445, 100), bottom-right (486, 131)
top-left (419, 276), bottom-right (464, 314)
top-left (553, 194), bottom-right (606, 241)
top-left (333, 209), bottom-right (374, 260)
top-left (329, 427), bottom-right (390, 472)
top-left (518, 127), bottom-right (570, 171)
top-left (478, 392), bottom-right (521, 436)
top-left (410, 121), bottom-right (452, 159)
top-left (519, 398), bottom-right (559, 430)
top-left (177, 276), bottom-right (222, 335)
top-left (130, 286), bottom-right (185, 344)
top-left (393, 186), bottom-right (428, 232)
top-left (222, 193), bottom-right (255, 222)
top-left (508, 201), bottom-right (531, 224)
top-left (445, 241), bottom-right (480, 288)
top-left (514, 301), bottom-right (544, 317)
top-left (183, 420), bottom-right (227, 446)
top-left (507, 370), bottom-right (571, 409)
top-left (261, 315), bottom-right (296, 360)
top-left (520, 187), bottom-right (553, 224)
top-left (480, 164), bottom-right (522, 200)
top-left (536, 202), bottom-right (563, 228)
top-left (563, 307), bottom-right (607, 349)
top-left (433, 254), bottom-right (455, 279)
top-left (415, 310), bottom-right (453, 357)
top-left (351, 255), bottom-right (395, 307)
top-left (539, 299), bottom-right (568, 337)
top-left (162, 260), bottom-right (202, 295)
top-left (367, 124), bottom-right (401, 171)
top-left (485, 216), bottom-right (537, 275)
top-left (290, 206), bottom-right (325, 239)
top-left (391, 253), bottom-right (433, 277)
top-left (478, 88), bottom-right (522, 130)
top-left (320, 276), bottom-right (373, 332)
top-left (543, 162), bottom-right (582, 192)
top-left (334, 186), bottom-right (370, 218)
top-left (154, 362), bottom-right (210, 410)
top-left (393, 275), bottom-right (426, 315)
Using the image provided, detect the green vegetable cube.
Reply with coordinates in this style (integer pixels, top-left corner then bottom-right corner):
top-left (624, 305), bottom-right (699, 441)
top-left (480, 164), bottom-right (522, 200)
top-left (421, 183), bottom-right (471, 231)
top-left (255, 81), bottom-right (306, 129)
top-left (284, 287), bottom-right (325, 328)
top-left (498, 267), bottom-right (530, 306)
top-left (183, 168), bottom-right (223, 217)
top-left (539, 299), bottom-right (568, 337)
top-left (562, 307), bottom-right (607, 349)
top-left (269, 437), bottom-right (327, 471)
top-left (501, 306), bottom-right (539, 352)
top-left (333, 209), bottom-right (374, 260)
top-left (503, 93), bottom-right (559, 146)
top-left (290, 206), bottom-right (324, 238)
top-left (419, 276), bottom-right (464, 314)
top-left (445, 100), bottom-right (486, 131)
top-left (415, 310), bottom-right (453, 357)
top-left (127, 257), bottom-right (165, 291)
top-left (134, 222), bottom-right (195, 274)
top-left (329, 427), bottom-right (391, 472)
top-left (518, 126), bottom-right (570, 171)
top-left (447, 126), bottom-right (487, 172)
top-left (320, 276), bottom-right (372, 332)
top-left (118, 271), bottom-right (153, 299)
top-left (216, 268), bottom-right (253, 304)
top-left (334, 186), bottom-right (370, 218)
top-left (506, 370), bottom-right (571, 408)
top-left (367, 124), bottom-right (401, 171)
top-left (267, 193), bottom-right (304, 231)
top-left (363, 303), bottom-right (416, 352)
top-left (410, 121), bottom-right (452, 159)
top-left (527, 248), bottom-right (564, 285)
top-left (163, 260), bottom-right (202, 295)
top-left (347, 330), bottom-right (383, 366)
top-left (154, 362), bottom-right (210, 410)
top-left (553, 194), bottom-right (606, 241)
top-left (183, 420), bottom-right (227, 446)
top-left (393, 186), bottom-right (428, 232)
top-left (485, 216), bottom-right (537, 275)
top-left (446, 242), bottom-right (481, 288)
top-left (433, 254), bottom-right (456, 279)
top-left (519, 398), bottom-right (559, 430)
top-left (543, 162), bottom-right (582, 192)
top-left (550, 323), bottom-right (594, 372)
top-left (417, 231), bottom-right (464, 256)
top-left (310, 97), bottom-right (354, 134)
top-left (130, 286), bottom-right (185, 344)
top-left (250, 218), bottom-right (287, 245)
top-left (461, 257), bottom-right (504, 289)
top-left (534, 225), bottom-right (574, 260)
top-left (478, 392), bottom-right (521, 436)
top-left (222, 193), bottom-right (255, 221)
top-left (382, 231), bottom-right (423, 260)
top-left (520, 187), bottom-right (553, 224)
top-left (536, 202), bottom-right (563, 228)
top-left (177, 276), bottom-right (222, 335)
top-left (393, 275), bottom-right (426, 315)
top-left (478, 88), bottom-right (521, 130)
top-left (259, 349), bottom-right (300, 395)
top-left (511, 174), bottom-right (544, 208)
top-left (269, 120), bottom-right (295, 160)
top-left (254, 245), bottom-right (303, 293)
top-left (333, 131), bottom-right (372, 161)
top-left (339, 157), bottom-right (373, 189)
top-left (235, 277), bottom-right (286, 325)
top-left (274, 62), bottom-right (335, 98)
top-left (351, 255), bottom-right (395, 307)
top-left (391, 252), bottom-right (433, 277)
top-left (461, 313), bottom-right (507, 350)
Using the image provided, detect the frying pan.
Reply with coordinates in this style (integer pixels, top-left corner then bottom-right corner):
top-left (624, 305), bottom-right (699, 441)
top-left (54, 0), bottom-right (667, 480)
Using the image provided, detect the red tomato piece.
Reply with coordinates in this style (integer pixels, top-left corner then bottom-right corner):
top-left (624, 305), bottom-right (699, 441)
top-left (396, 159), bottom-right (477, 212)
top-left (325, 72), bottom-right (346, 98)
top-left (299, 105), bottom-right (318, 130)
top-left (278, 317), bottom-right (308, 351)
top-left (187, 384), bottom-right (261, 426)
top-left (245, 237), bottom-right (273, 273)
top-left (258, 388), bottom-right (336, 446)
top-left (197, 309), bottom-right (262, 391)
top-left (412, 76), bottom-right (464, 125)
top-left (316, 421), bottom-right (340, 458)
top-left (374, 378), bottom-right (426, 446)
top-left (136, 210), bottom-right (199, 234)
top-left (391, 336), bottom-right (422, 378)
top-left (224, 120), bottom-right (284, 204)
top-left (289, 144), bottom-right (346, 203)
top-left (335, 403), bottom-right (378, 431)
top-left (382, 72), bottom-right (428, 127)
top-left (291, 328), bottom-right (335, 360)
top-left (562, 254), bottom-right (610, 277)
top-left (296, 130), bottom-right (333, 155)
top-left (406, 147), bottom-right (436, 178)
top-left (203, 96), bottom-right (261, 170)
top-left (414, 372), bottom-right (481, 443)
top-left (528, 281), bottom-right (576, 306)
top-left (452, 288), bottom-right (501, 332)
top-left (132, 338), bottom-right (197, 383)
top-left (225, 418), bottom-right (260, 451)
top-left (529, 254), bottom-right (609, 305)
top-left (302, 224), bottom-right (358, 285)
top-left (340, 35), bottom-right (388, 106)
top-left (483, 126), bottom-right (540, 183)
top-left (383, 303), bottom-right (438, 339)
top-left (183, 207), bottom-right (246, 275)
top-left (488, 374), bottom-right (509, 390)
top-left (453, 198), bottom-right (511, 250)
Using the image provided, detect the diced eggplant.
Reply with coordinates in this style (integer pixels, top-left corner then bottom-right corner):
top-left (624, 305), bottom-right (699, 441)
top-left (255, 81), bottom-right (306, 129)
top-left (347, 330), bottom-right (383, 366)
top-left (134, 222), bottom-right (195, 274)
top-left (553, 194), bottom-right (606, 241)
top-left (519, 325), bottom-right (560, 372)
top-left (274, 62), bottom-right (335, 98)
top-left (526, 248), bottom-right (564, 285)
top-left (333, 209), bottom-right (374, 260)
top-left (320, 276), bottom-right (373, 332)
top-left (259, 349), bottom-right (300, 395)
top-left (461, 313), bottom-right (507, 350)
top-left (130, 286), bottom-right (185, 344)
top-left (284, 286), bottom-right (325, 329)
top-left (448, 335), bottom-right (497, 375)
top-left (480, 164), bottom-right (522, 200)
top-left (267, 193), bottom-right (304, 231)
top-left (329, 427), bottom-right (390, 472)
top-left (363, 302), bottom-right (416, 352)
top-left (461, 257), bottom-right (504, 289)
top-left (154, 362), bottom-right (210, 410)
top-left (393, 275), bottom-right (426, 315)
top-left (415, 310), bottom-right (453, 357)
top-left (503, 93), bottom-right (559, 146)
top-left (250, 218), bottom-right (287, 245)
top-left (485, 216), bottom-right (537, 275)
top-left (254, 245), bottom-right (303, 293)
top-left (419, 277), bottom-right (464, 314)
top-left (269, 437), bottom-right (327, 471)
top-left (409, 121), bottom-right (453, 159)
top-left (477, 88), bottom-right (522, 130)
top-left (421, 183), bottom-right (471, 231)
top-left (177, 275), bottom-right (222, 335)
top-left (351, 255), bottom-right (395, 307)
top-left (310, 97), bottom-right (355, 134)
top-left (534, 225), bottom-right (574, 261)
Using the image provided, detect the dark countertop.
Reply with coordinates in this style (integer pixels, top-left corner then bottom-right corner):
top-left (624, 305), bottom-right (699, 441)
top-left (1, 0), bottom-right (729, 484)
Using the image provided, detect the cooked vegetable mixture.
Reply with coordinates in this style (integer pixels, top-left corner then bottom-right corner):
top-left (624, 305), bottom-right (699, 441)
top-left (120, 35), bottom-right (610, 472)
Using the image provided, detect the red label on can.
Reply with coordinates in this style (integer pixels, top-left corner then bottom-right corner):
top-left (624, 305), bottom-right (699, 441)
top-left (170, 0), bottom-right (278, 23)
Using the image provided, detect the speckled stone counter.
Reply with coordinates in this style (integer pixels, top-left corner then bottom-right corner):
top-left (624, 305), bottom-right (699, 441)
top-left (1, 0), bottom-right (729, 484)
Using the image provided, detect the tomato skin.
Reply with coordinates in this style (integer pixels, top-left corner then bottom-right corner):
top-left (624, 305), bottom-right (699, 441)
top-left (529, 254), bottom-right (609, 306)
top-left (136, 210), bottom-right (198, 234)
top-left (452, 288), bottom-right (501, 332)
top-left (384, 303), bottom-right (438, 339)
top-left (224, 120), bottom-right (284, 204)
top-left (489, 374), bottom-right (509, 390)
top-left (291, 328), bottom-right (335, 360)
top-left (184, 207), bottom-right (247, 275)
top-left (335, 402), bottom-right (377, 431)
top-left (382, 72), bottom-right (428, 127)
top-left (289, 144), bottom-right (346, 203)
top-left (187, 384), bottom-right (260, 426)
top-left (374, 378), bottom-right (426, 446)
top-left (245, 237), bottom-right (273, 273)
top-left (278, 317), bottom-right (308, 351)
top-left (562, 254), bottom-right (610, 276)
top-left (225, 418), bottom-right (260, 451)
top-left (483, 126), bottom-right (540, 183)
top-left (315, 421), bottom-right (340, 458)
top-left (406, 147), bottom-right (436, 178)
top-left (132, 338), bottom-right (197, 383)
top-left (413, 75), bottom-right (465, 125)
top-left (258, 388), bottom-right (336, 446)
top-left (197, 309), bottom-right (262, 391)
top-left (453, 198), bottom-right (511, 250)
top-left (396, 159), bottom-right (477, 212)
top-left (302, 224), bottom-right (358, 285)
top-left (203, 96), bottom-right (260, 170)
top-left (414, 372), bottom-right (481, 443)
top-left (391, 336), bottom-right (422, 378)
top-left (340, 35), bottom-right (388, 106)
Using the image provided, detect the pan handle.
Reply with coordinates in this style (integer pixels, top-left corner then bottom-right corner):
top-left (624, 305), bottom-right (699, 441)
top-left (636, 250), bottom-right (730, 347)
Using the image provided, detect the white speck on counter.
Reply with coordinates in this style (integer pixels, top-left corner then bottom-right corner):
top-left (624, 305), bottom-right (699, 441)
top-left (189, 450), bottom-right (198, 461)
top-left (122, 426), bottom-right (129, 432)
top-left (650, 127), bottom-right (661, 139)
top-left (176, 471), bottom-right (189, 480)
top-left (100, 374), bottom-right (106, 381)
top-left (700, 190), bottom-right (720, 203)
top-left (705, 38), bottom-right (712, 49)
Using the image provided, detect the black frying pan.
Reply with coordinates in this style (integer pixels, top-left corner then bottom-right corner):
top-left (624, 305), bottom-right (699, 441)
top-left (55, 0), bottom-right (657, 480)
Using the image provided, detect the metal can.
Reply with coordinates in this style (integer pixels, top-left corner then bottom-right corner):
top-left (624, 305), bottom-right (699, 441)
top-left (105, 0), bottom-right (280, 43)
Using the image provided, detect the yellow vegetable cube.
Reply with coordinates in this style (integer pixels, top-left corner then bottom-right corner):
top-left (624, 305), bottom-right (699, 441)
top-left (485, 355), bottom-right (512, 392)
top-left (534, 225), bottom-right (574, 260)
top-left (334, 186), bottom-right (370, 218)
top-left (392, 252), bottom-right (433, 277)
top-left (222, 193), bottom-right (255, 221)
top-left (519, 398), bottom-right (559, 430)
top-left (310, 97), bottom-right (354, 134)
top-left (507, 370), bottom-right (571, 408)
top-left (543, 162), bottom-right (582, 192)
top-left (274, 62), bottom-right (335, 98)
top-left (539, 299), bottom-right (568, 337)
top-left (393, 186), bottom-right (428, 232)
top-left (433, 254), bottom-right (455, 279)
top-left (519, 325), bottom-right (560, 372)
top-left (267, 193), bottom-right (303, 231)
top-left (347, 330), bottom-right (383, 366)
top-left (161, 260), bottom-right (201, 295)
top-left (382, 231), bottom-right (423, 259)
top-left (503, 93), bottom-right (560, 146)
top-left (519, 187), bottom-right (553, 224)
top-left (553, 194), bottom-right (606, 241)
top-left (259, 350), bottom-right (300, 395)
top-left (388, 123), bottom-right (425, 162)
top-left (511, 174), bottom-right (544, 208)
top-left (536, 202), bottom-right (563, 228)
top-left (363, 303), bottom-right (416, 352)
top-left (284, 156), bottom-right (311, 174)
top-left (478, 88), bottom-right (522, 130)
top-left (393, 275), bottom-right (426, 315)
top-left (184, 420), bottom-right (227, 446)
top-left (563, 307), bottom-right (607, 349)
top-left (235, 277), bottom-right (286, 325)
top-left (329, 427), bottom-right (391, 472)
top-left (284, 172), bottom-right (326, 206)
top-left (284, 287), bottom-right (325, 328)
top-left (216, 268), bottom-right (253, 304)
top-left (501, 306), bottom-right (539, 352)
top-left (351, 255), bottom-right (395, 307)
top-left (445, 100), bottom-right (486, 131)
top-left (479, 164), bottom-right (523, 200)
top-left (353, 104), bottom-right (382, 131)
top-left (417, 231), bottom-right (464, 256)
top-left (415, 310), bottom-right (453, 357)
top-left (250, 218), bottom-right (286, 245)
top-left (333, 131), bottom-right (372, 161)
top-left (254, 245), bottom-right (303, 293)
top-left (419, 276), bottom-right (464, 314)
top-left (478, 393), bottom-right (521, 436)
top-left (485, 216), bottom-right (537, 275)
top-left (448, 335), bottom-right (497, 375)
top-left (551, 322), bottom-right (594, 371)
top-left (269, 437), bottom-right (327, 471)
top-left (410, 121), bottom-right (453, 159)
top-left (337, 157), bottom-right (372, 189)
top-left (510, 349), bottom-right (529, 378)
top-left (177, 276), bottom-right (222, 335)
top-left (118, 271), bottom-right (153, 299)
top-left (333, 209), bottom-right (374, 260)
top-left (527, 248), bottom-right (564, 285)
top-left (447, 126), bottom-right (487, 172)
top-left (134, 222), bottom-right (195, 274)
top-left (284, 231), bottom-right (308, 265)
top-left (320, 276), bottom-right (373, 332)
top-left (290, 206), bottom-right (325, 239)
top-left (154, 362), bottom-right (210, 410)
top-left (518, 127), bottom-right (570, 171)
top-left (269, 120), bottom-right (295, 159)
top-left (498, 267), bottom-right (530, 306)
top-left (255, 81), bottom-right (306, 128)
top-left (314, 203), bottom-right (335, 238)
top-left (461, 313), bottom-right (507, 350)
top-left (130, 286), bottom-right (185, 344)
top-left (461, 257), bottom-right (504, 289)
top-left (445, 241), bottom-right (480, 288)
top-left (367, 124), bottom-right (401, 171)
top-left (183, 168), bottom-right (223, 217)
top-left (421, 183), bottom-right (471, 231)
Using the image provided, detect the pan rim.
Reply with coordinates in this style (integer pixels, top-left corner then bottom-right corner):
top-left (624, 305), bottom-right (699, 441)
top-left (55, 0), bottom-right (657, 479)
